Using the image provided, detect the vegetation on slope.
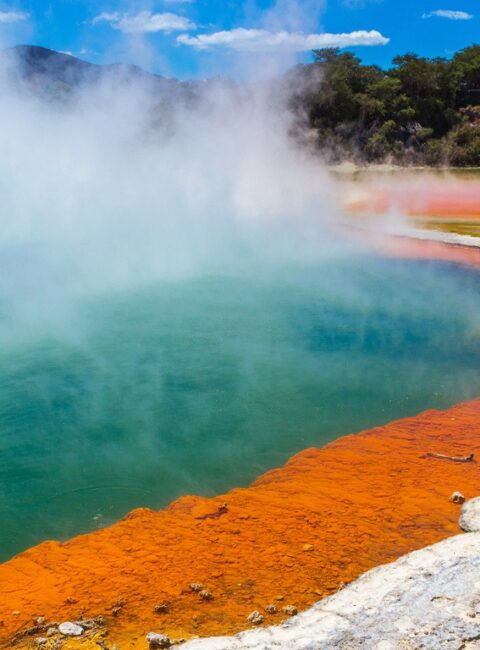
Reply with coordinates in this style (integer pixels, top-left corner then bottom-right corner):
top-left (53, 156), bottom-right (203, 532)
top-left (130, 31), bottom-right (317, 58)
top-left (289, 45), bottom-right (480, 166)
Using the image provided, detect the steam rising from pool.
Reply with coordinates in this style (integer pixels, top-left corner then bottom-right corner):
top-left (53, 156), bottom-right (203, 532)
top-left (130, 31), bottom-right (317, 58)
top-left (0, 60), bottom-right (480, 560)
top-left (0, 69), bottom-right (338, 343)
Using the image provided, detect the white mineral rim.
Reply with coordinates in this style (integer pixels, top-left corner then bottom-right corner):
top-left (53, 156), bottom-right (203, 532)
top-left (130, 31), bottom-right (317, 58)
top-left (180, 503), bottom-right (480, 649)
top-left (459, 497), bottom-right (480, 533)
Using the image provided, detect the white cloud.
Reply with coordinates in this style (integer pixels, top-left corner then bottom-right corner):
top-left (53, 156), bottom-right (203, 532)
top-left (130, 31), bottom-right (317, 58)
top-left (93, 10), bottom-right (196, 33)
top-left (341, 0), bottom-right (383, 7)
top-left (422, 10), bottom-right (473, 20)
top-left (92, 12), bottom-right (120, 25)
top-left (0, 10), bottom-right (28, 24)
top-left (177, 28), bottom-right (389, 52)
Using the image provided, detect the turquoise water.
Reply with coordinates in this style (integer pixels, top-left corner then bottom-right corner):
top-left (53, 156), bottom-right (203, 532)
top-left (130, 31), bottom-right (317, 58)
top-left (1, 254), bottom-right (480, 561)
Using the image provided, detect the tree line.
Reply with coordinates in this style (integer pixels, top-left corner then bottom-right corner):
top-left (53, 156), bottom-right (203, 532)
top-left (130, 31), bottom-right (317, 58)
top-left (288, 45), bottom-right (480, 166)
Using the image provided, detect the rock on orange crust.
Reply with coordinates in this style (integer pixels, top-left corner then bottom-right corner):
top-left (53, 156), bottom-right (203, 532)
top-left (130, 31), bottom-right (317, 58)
top-left (1, 399), bottom-right (480, 647)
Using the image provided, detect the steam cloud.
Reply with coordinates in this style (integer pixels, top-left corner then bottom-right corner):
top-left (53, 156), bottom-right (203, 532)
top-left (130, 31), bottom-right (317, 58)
top-left (0, 53), bottom-right (342, 344)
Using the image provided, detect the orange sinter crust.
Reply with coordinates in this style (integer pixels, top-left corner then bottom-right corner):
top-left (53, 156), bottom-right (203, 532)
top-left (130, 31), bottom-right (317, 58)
top-left (1, 398), bottom-right (480, 647)
top-left (380, 236), bottom-right (480, 268)
top-left (345, 184), bottom-right (480, 220)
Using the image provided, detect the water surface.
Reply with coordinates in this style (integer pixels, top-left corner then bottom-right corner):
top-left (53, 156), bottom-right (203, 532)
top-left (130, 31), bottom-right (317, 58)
top-left (1, 254), bottom-right (479, 561)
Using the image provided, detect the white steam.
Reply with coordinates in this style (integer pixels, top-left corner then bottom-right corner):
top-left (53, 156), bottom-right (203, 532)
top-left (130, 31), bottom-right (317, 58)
top-left (0, 60), bottom-right (341, 341)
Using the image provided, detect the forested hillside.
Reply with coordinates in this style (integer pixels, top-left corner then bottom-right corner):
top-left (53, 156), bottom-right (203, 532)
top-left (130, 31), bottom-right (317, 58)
top-left (289, 45), bottom-right (480, 166)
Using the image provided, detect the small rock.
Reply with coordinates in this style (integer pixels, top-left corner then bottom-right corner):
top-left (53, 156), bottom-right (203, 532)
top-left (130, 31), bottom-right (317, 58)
top-left (34, 616), bottom-right (46, 626)
top-left (189, 583), bottom-right (204, 593)
top-left (460, 497), bottom-right (480, 532)
top-left (450, 491), bottom-right (465, 504)
top-left (283, 605), bottom-right (298, 616)
top-left (12, 611), bottom-right (20, 616)
top-left (154, 603), bottom-right (170, 614)
top-left (246, 611), bottom-right (264, 625)
top-left (95, 641), bottom-right (110, 650)
top-left (199, 590), bottom-right (214, 601)
top-left (111, 606), bottom-right (122, 617)
top-left (146, 631), bottom-right (172, 648)
top-left (75, 618), bottom-right (95, 630)
top-left (58, 621), bottom-right (84, 637)
top-left (275, 595), bottom-right (285, 601)
top-left (64, 597), bottom-right (78, 605)
top-left (46, 627), bottom-right (57, 637)
top-left (34, 638), bottom-right (48, 646)
top-left (302, 544), bottom-right (314, 552)
top-left (114, 599), bottom-right (126, 607)
top-left (264, 604), bottom-right (278, 614)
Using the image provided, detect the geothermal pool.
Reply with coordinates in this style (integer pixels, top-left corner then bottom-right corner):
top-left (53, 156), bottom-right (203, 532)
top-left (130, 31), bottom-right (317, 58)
top-left (1, 252), bottom-right (480, 561)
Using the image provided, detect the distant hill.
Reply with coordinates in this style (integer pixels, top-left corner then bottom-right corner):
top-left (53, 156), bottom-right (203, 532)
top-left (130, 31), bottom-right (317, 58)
top-left (2, 45), bottom-right (189, 97)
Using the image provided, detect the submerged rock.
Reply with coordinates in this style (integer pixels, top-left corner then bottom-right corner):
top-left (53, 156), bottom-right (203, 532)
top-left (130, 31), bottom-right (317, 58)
top-left (179, 530), bottom-right (480, 649)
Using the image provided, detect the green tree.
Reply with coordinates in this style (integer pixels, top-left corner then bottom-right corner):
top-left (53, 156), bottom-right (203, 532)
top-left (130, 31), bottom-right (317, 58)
top-left (286, 43), bottom-right (480, 166)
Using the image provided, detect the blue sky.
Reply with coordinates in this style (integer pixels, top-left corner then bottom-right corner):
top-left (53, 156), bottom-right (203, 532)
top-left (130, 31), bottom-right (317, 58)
top-left (0, 0), bottom-right (478, 79)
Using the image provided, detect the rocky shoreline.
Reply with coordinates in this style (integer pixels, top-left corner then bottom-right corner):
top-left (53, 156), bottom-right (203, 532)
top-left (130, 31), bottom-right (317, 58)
top-left (14, 508), bottom-right (480, 650)
top-left (2, 397), bottom-right (480, 649)
top-left (181, 499), bottom-right (480, 649)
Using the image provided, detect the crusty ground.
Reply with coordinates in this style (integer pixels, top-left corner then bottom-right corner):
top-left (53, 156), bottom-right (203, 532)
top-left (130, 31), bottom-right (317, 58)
top-left (1, 398), bottom-right (480, 649)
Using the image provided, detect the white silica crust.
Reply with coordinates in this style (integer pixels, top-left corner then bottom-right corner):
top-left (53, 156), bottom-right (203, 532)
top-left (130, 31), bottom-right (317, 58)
top-left (180, 532), bottom-right (480, 650)
top-left (459, 497), bottom-right (480, 533)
